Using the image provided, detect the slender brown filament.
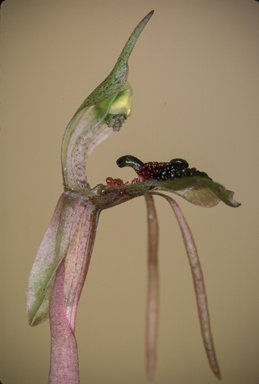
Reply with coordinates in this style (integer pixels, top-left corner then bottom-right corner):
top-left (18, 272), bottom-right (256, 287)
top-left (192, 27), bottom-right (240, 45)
top-left (144, 192), bottom-right (159, 381)
top-left (153, 192), bottom-right (222, 380)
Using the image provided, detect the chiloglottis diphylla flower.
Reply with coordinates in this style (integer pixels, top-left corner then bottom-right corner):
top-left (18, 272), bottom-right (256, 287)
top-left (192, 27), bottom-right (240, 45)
top-left (26, 10), bottom-right (240, 384)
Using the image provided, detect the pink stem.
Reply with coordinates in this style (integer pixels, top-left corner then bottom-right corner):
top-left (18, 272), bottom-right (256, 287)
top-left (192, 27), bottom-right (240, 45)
top-left (144, 193), bottom-right (159, 381)
top-left (49, 259), bottom-right (79, 384)
top-left (48, 202), bottom-right (100, 384)
top-left (153, 192), bottom-right (222, 380)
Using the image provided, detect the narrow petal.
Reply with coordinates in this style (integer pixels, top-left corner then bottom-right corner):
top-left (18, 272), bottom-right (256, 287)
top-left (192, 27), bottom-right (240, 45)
top-left (144, 192), bottom-right (159, 381)
top-left (48, 259), bottom-right (79, 384)
top-left (153, 192), bottom-right (222, 380)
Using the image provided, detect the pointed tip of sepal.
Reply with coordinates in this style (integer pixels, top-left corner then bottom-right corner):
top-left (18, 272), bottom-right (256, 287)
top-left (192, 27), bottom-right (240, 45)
top-left (74, 11), bottom-right (154, 115)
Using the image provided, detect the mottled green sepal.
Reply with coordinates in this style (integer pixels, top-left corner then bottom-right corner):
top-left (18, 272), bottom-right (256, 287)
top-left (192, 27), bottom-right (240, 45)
top-left (61, 11), bottom-right (153, 191)
top-left (74, 11), bottom-right (154, 116)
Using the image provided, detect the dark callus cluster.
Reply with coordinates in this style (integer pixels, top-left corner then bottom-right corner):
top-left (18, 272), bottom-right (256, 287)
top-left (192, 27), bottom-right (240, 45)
top-left (116, 155), bottom-right (209, 181)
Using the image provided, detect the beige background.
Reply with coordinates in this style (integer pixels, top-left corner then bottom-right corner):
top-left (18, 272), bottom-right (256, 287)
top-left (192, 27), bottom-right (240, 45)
top-left (1, 1), bottom-right (259, 383)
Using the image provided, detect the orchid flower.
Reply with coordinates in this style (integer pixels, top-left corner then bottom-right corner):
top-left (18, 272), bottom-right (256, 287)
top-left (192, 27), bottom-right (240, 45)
top-left (26, 10), bottom-right (240, 384)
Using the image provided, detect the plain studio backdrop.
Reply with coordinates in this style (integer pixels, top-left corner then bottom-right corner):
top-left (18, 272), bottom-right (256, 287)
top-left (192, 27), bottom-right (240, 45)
top-left (1, 1), bottom-right (259, 383)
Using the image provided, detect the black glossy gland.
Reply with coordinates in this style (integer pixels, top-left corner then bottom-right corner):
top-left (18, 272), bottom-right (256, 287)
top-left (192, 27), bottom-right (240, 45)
top-left (170, 158), bottom-right (189, 169)
top-left (116, 155), bottom-right (144, 172)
